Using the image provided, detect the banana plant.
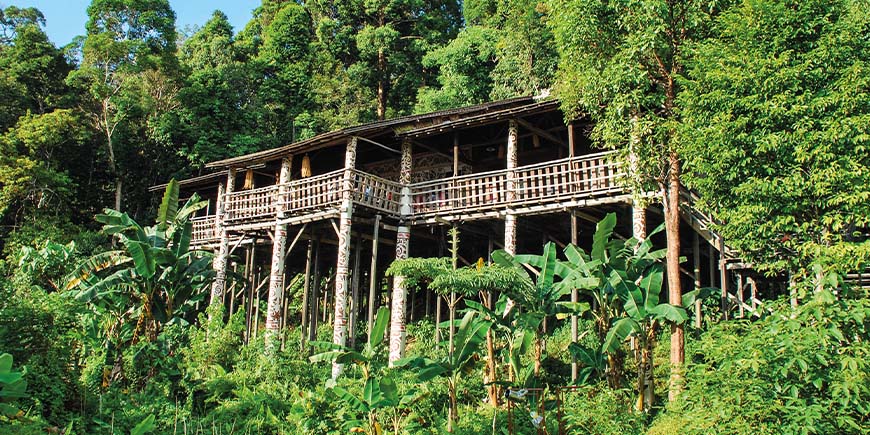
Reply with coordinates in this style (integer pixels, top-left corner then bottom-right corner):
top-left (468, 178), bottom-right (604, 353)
top-left (492, 241), bottom-right (596, 375)
top-left (310, 307), bottom-right (419, 435)
top-left (395, 311), bottom-right (492, 433)
top-left (65, 180), bottom-right (213, 384)
top-left (0, 353), bottom-right (27, 418)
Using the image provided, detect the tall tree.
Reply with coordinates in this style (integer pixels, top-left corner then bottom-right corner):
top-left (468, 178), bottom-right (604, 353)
top-left (308, 0), bottom-right (462, 120)
top-left (70, 0), bottom-right (178, 212)
top-left (680, 0), bottom-right (870, 277)
top-left (416, 0), bottom-right (557, 112)
top-left (548, 0), bottom-right (723, 400)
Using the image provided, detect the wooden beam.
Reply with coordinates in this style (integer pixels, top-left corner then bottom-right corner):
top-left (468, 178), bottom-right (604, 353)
top-left (516, 118), bottom-right (567, 147)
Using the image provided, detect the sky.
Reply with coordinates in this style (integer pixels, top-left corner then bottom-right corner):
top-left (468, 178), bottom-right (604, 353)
top-left (3, 0), bottom-right (260, 46)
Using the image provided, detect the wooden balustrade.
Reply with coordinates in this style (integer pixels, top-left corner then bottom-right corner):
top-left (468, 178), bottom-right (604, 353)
top-left (350, 170), bottom-right (403, 214)
top-left (224, 185), bottom-right (278, 222)
top-left (410, 152), bottom-right (621, 218)
top-left (191, 215), bottom-right (217, 242)
top-left (193, 151), bottom-right (624, 243)
top-left (281, 169), bottom-right (344, 214)
top-left (411, 169), bottom-right (509, 215)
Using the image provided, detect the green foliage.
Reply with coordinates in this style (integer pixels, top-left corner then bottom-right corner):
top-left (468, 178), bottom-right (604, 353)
top-left (680, 0), bottom-right (870, 274)
top-left (649, 290), bottom-right (870, 435)
top-left (0, 353), bottom-right (27, 418)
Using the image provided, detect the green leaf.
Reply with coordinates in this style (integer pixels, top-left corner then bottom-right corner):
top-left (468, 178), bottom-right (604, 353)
top-left (124, 240), bottom-right (156, 279)
top-left (157, 179), bottom-right (179, 230)
top-left (649, 304), bottom-right (688, 324)
top-left (682, 287), bottom-right (716, 309)
top-left (369, 306), bottom-right (390, 349)
top-left (592, 213), bottom-right (617, 262)
top-left (603, 318), bottom-right (639, 354)
top-left (130, 415), bottom-right (156, 435)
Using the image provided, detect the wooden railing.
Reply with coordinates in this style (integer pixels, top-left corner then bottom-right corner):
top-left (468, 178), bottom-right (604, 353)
top-left (410, 152), bottom-right (621, 217)
top-left (225, 185), bottom-right (278, 223)
top-left (195, 151), bottom-right (625, 242)
top-left (281, 169), bottom-right (344, 215)
top-left (350, 170), bottom-right (403, 215)
top-left (191, 215), bottom-right (217, 242)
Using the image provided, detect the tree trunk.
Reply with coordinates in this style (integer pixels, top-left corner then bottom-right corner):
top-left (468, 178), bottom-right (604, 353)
top-left (114, 178), bottom-right (122, 211)
top-left (377, 48), bottom-right (386, 121)
top-left (534, 330), bottom-right (542, 376)
top-left (447, 377), bottom-right (458, 433)
top-left (664, 151), bottom-right (684, 401)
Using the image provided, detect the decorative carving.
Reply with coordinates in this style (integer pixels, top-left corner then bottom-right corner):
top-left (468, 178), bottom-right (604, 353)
top-left (632, 204), bottom-right (647, 241)
top-left (504, 214), bottom-right (517, 255)
top-left (332, 138), bottom-right (357, 379)
top-left (365, 152), bottom-right (470, 183)
top-left (389, 226), bottom-right (411, 364)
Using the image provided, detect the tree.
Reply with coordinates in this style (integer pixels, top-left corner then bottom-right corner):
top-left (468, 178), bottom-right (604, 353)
top-left (0, 110), bottom-right (84, 228)
top-left (431, 260), bottom-right (530, 406)
top-left (0, 16), bottom-right (69, 119)
top-left (415, 0), bottom-right (557, 112)
top-left (680, 0), bottom-right (870, 277)
top-left (307, 0), bottom-right (462, 120)
top-left (70, 0), bottom-right (178, 211)
top-left (548, 0), bottom-right (724, 400)
top-left (415, 26), bottom-right (499, 112)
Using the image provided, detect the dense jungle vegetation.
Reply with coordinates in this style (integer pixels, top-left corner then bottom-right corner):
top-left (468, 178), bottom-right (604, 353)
top-left (1, 0), bottom-right (869, 434)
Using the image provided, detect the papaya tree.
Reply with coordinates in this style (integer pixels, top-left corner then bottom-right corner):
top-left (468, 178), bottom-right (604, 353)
top-left (432, 259), bottom-right (530, 406)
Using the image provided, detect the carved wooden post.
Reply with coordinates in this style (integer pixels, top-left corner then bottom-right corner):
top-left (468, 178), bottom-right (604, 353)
top-left (332, 137), bottom-right (357, 379)
top-left (632, 203), bottom-right (647, 241)
top-left (504, 120), bottom-right (518, 255)
top-left (265, 157), bottom-right (292, 351)
top-left (389, 139), bottom-right (412, 366)
top-left (210, 169), bottom-right (236, 309)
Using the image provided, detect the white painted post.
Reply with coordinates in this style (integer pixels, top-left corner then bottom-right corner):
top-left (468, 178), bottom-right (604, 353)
top-left (265, 157), bottom-right (292, 351)
top-left (332, 138), bottom-right (357, 379)
top-left (389, 139), bottom-right (413, 366)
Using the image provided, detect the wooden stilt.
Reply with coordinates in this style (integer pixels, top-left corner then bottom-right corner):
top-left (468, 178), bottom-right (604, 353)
top-left (693, 232), bottom-right (702, 328)
top-left (349, 237), bottom-right (363, 348)
top-left (367, 215), bottom-right (381, 337)
top-left (332, 137), bottom-right (358, 379)
top-left (389, 139), bottom-right (413, 366)
top-left (570, 210), bottom-right (579, 382)
top-left (210, 169), bottom-right (236, 310)
top-left (719, 238), bottom-right (729, 320)
top-left (252, 249), bottom-right (260, 339)
top-left (301, 239), bottom-right (313, 352)
top-left (737, 272), bottom-right (745, 318)
top-left (265, 157), bottom-right (292, 351)
top-left (749, 276), bottom-right (758, 310)
top-left (309, 239), bottom-right (321, 343)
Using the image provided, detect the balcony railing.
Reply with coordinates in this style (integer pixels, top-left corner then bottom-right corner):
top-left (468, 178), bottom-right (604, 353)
top-left (191, 215), bottom-right (217, 242)
top-left (224, 185), bottom-right (278, 223)
top-left (410, 152), bottom-right (621, 218)
top-left (194, 151), bottom-right (623, 243)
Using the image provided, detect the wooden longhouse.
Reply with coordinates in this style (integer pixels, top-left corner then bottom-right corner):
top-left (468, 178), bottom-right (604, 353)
top-left (159, 96), bottom-right (758, 367)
